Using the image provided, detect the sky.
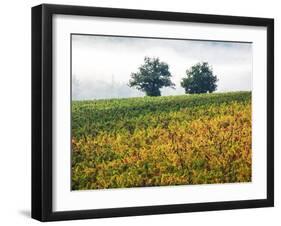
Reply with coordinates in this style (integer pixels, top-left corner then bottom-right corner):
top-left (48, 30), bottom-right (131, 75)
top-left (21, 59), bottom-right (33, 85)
top-left (72, 34), bottom-right (252, 100)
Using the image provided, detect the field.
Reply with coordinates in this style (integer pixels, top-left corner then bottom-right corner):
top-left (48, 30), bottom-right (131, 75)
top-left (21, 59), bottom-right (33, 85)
top-left (71, 91), bottom-right (252, 190)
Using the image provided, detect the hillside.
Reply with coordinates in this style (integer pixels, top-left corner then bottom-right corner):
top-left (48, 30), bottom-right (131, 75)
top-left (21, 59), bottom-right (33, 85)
top-left (72, 92), bottom-right (252, 190)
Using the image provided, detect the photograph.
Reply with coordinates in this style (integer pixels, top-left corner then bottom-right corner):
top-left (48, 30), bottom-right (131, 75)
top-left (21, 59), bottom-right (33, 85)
top-left (30, 3), bottom-right (274, 221)
top-left (71, 34), bottom-right (252, 190)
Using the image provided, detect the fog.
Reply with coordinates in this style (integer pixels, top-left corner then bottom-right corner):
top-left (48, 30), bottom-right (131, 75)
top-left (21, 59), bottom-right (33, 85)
top-left (72, 35), bottom-right (252, 100)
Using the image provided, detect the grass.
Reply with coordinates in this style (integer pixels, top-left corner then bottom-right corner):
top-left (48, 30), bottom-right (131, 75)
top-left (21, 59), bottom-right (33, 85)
top-left (71, 91), bottom-right (252, 190)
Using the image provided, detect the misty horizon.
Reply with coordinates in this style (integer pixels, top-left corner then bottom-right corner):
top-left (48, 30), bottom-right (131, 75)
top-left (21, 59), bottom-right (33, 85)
top-left (72, 35), bottom-right (252, 100)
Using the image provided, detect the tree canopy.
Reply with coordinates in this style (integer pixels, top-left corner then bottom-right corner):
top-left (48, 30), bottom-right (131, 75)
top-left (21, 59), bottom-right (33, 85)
top-left (128, 57), bottom-right (175, 96)
top-left (181, 62), bottom-right (218, 94)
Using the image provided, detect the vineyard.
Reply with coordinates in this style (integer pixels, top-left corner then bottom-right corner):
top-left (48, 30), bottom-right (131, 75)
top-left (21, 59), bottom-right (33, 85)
top-left (71, 91), bottom-right (252, 190)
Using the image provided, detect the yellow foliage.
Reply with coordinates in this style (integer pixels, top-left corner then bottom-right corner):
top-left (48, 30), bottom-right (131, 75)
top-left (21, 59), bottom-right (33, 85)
top-left (72, 92), bottom-right (252, 190)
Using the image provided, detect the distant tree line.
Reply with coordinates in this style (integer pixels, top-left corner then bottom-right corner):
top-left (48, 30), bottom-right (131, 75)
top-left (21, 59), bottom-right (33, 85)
top-left (128, 56), bottom-right (218, 96)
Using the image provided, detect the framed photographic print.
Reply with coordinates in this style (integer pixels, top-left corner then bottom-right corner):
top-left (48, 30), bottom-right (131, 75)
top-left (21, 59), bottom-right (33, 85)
top-left (32, 4), bottom-right (274, 221)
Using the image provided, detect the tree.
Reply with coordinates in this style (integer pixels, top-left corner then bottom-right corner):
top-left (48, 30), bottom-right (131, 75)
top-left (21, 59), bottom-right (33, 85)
top-left (128, 57), bottom-right (175, 96)
top-left (181, 62), bottom-right (218, 94)
top-left (72, 75), bottom-right (81, 100)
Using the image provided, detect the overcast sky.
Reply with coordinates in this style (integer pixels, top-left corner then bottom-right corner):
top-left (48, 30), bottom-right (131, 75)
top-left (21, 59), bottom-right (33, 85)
top-left (72, 34), bottom-right (252, 100)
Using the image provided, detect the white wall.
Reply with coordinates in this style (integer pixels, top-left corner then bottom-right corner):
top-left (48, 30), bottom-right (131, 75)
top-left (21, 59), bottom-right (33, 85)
top-left (0, 0), bottom-right (279, 225)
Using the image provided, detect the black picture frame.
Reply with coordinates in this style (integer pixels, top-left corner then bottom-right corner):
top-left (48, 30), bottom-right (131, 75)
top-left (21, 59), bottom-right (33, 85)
top-left (32, 3), bottom-right (274, 222)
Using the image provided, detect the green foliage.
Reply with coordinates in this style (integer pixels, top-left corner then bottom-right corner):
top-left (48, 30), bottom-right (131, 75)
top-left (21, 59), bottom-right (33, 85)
top-left (72, 92), bottom-right (252, 190)
top-left (128, 56), bottom-right (175, 96)
top-left (181, 62), bottom-right (218, 94)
